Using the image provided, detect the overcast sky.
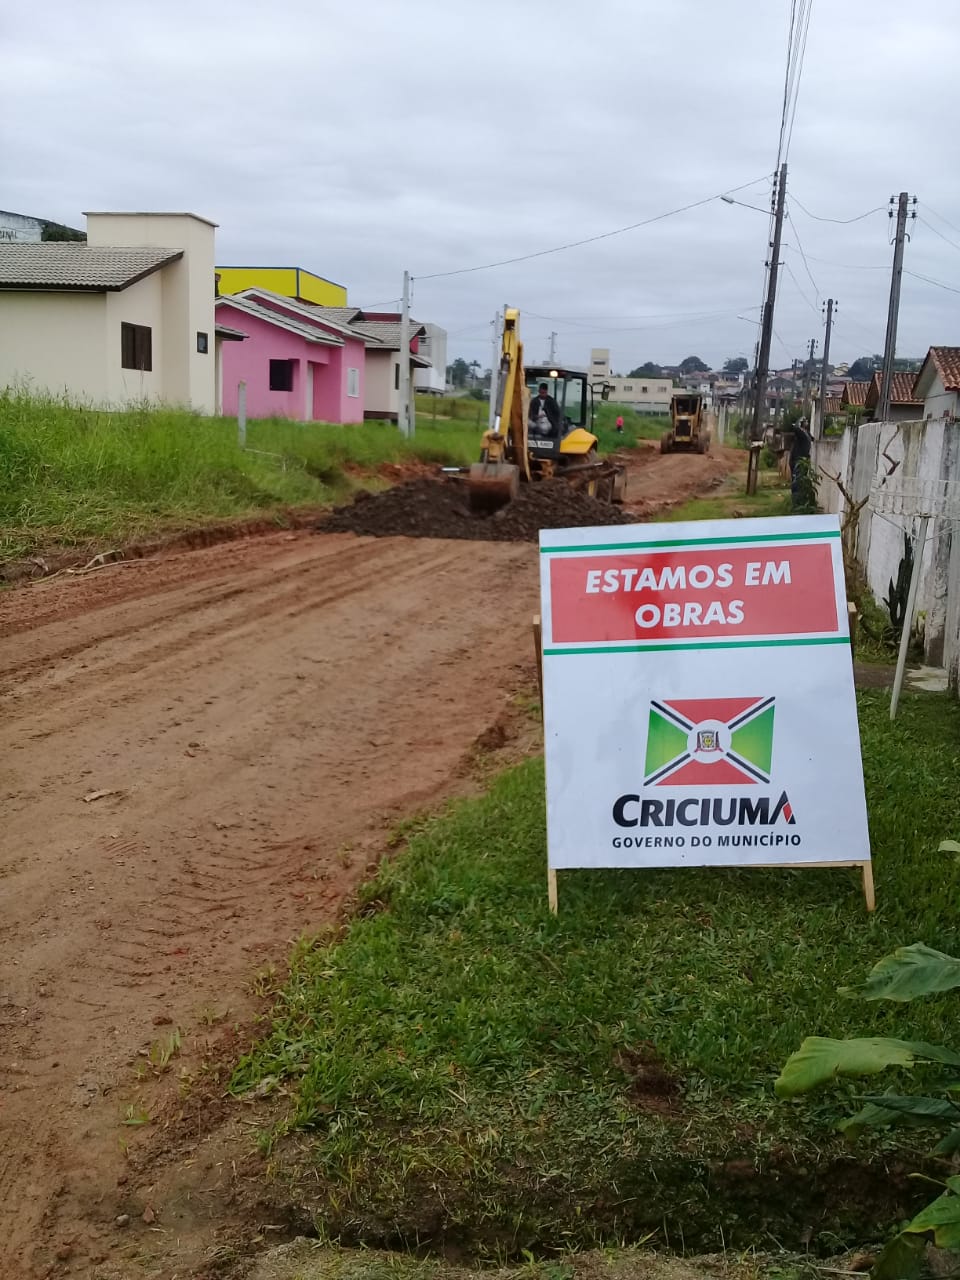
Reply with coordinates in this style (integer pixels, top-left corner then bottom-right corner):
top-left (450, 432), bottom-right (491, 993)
top-left (4, 0), bottom-right (960, 374)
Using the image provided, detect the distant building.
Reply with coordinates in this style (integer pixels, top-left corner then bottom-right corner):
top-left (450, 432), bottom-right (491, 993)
top-left (216, 265), bottom-right (347, 308)
top-left (914, 346), bottom-right (960, 421)
top-left (588, 348), bottom-right (673, 414)
top-left (414, 323), bottom-right (447, 393)
top-left (0, 209), bottom-right (85, 243)
top-left (864, 371), bottom-right (923, 422)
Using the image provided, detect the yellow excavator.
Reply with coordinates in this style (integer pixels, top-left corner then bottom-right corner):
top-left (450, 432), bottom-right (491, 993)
top-left (468, 308), bottom-right (627, 512)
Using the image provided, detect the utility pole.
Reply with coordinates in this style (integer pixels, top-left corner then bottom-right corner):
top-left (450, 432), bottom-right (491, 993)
top-left (751, 162), bottom-right (788, 442)
top-left (398, 270), bottom-right (411, 439)
top-left (878, 193), bottom-right (916, 423)
top-left (817, 299), bottom-right (835, 438)
top-left (803, 337), bottom-right (818, 417)
top-left (548, 331), bottom-right (558, 364)
top-left (488, 308), bottom-right (502, 430)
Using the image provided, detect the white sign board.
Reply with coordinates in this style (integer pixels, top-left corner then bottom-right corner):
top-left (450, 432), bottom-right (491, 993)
top-left (539, 515), bottom-right (870, 876)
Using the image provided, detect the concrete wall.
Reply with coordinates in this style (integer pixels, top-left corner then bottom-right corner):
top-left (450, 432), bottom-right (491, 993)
top-left (105, 275), bottom-right (164, 403)
top-left (364, 350), bottom-right (398, 419)
top-left (87, 213), bottom-right (217, 412)
top-left (414, 323), bottom-right (446, 392)
top-left (814, 419), bottom-right (960, 691)
top-left (0, 292), bottom-right (107, 400)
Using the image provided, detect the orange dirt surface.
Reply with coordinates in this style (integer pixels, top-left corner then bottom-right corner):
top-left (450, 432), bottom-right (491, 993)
top-left (0, 445), bottom-right (744, 1279)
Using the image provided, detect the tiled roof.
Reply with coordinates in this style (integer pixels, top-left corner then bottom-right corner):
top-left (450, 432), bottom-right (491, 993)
top-left (237, 292), bottom-right (377, 343)
top-left (214, 323), bottom-right (247, 341)
top-left (842, 380), bottom-right (868, 406)
top-left (215, 296), bottom-right (343, 347)
top-left (927, 346), bottom-right (960, 393)
top-left (865, 370), bottom-right (923, 408)
top-left (0, 243), bottom-right (182, 290)
top-left (825, 397), bottom-right (842, 413)
top-left (351, 318), bottom-right (427, 349)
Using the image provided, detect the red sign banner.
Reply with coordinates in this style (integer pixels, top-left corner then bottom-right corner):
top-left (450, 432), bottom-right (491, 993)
top-left (548, 543), bottom-right (837, 644)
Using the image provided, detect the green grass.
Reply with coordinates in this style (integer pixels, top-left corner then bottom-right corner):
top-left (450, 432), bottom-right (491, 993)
top-left (232, 691), bottom-right (960, 1256)
top-left (664, 468), bottom-right (791, 523)
top-left (0, 391), bottom-right (476, 560)
top-left (592, 402), bottom-right (668, 449)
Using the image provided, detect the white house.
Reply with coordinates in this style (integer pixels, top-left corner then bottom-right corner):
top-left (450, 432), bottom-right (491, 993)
top-left (0, 211), bottom-right (224, 413)
top-left (414, 323), bottom-right (448, 393)
top-left (588, 349), bottom-right (674, 414)
top-left (914, 346), bottom-right (960, 421)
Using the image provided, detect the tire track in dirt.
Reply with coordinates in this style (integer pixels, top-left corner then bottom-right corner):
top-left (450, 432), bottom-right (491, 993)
top-left (0, 448), bottom-right (743, 1277)
top-left (0, 530), bottom-right (539, 1277)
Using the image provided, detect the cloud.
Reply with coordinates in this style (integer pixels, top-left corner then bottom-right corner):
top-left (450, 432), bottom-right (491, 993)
top-left (3, 0), bottom-right (960, 370)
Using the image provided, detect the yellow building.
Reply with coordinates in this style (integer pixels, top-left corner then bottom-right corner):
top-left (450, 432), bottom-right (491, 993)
top-left (215, 265), bottom-right (347, 307)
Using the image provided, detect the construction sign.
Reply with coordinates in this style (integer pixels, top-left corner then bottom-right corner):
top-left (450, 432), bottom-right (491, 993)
top-left (538, 514), bottom-right (871, 877)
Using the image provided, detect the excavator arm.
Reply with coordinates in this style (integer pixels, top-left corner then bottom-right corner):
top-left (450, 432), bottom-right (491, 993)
top-left (469, 309), bottom-right (529, 511)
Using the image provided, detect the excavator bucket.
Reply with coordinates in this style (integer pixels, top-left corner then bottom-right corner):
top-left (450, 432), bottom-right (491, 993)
top-left (468, 461), bottom-right (520, 514)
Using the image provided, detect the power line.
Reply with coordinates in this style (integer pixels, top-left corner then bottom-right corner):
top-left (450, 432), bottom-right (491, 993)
top-left (785, 207), bottom-right (821, 301)
top-left (784, 0), bottom-right (813, 160)
top-left (413, 174), bottom-right (772, 281)
top-left (783, 261), bottom-right (819, 315)
top-left (788, 192), bottom-right (885, 224)
top-left (917, 215), bottom-right (960, 255)
top-left (786, 245), bottom-right (887, 271)
top-left (920, 202), bottom-right (960, 240)
top-left (904, 267), bottom-right (960, 297)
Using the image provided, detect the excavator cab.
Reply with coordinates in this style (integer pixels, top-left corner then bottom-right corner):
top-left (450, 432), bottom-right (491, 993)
top-left (524, 364), bottom-right (600, 463)
top-left (468, 311), bottom-right (626, 512)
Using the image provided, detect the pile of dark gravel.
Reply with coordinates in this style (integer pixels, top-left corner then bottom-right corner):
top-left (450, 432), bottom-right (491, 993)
top-left (316, 476), bottom-right (634, 542)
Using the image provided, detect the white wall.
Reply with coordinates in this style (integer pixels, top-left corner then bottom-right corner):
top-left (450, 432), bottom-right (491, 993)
top-left (414, 323), bottom-right (446, 392)
top-left (364, 350), bottom-right (395, 418)
top-left (0, 292), bottom-right (107, 400)
top-left (105, 275), bottom-right (164, 403)
top-left (814, 419), bottom-right (960, 690)
top-left (87, 213), bottom-right (217, 412)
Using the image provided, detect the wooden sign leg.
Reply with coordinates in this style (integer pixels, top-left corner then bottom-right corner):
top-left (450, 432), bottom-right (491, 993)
top-left (548, 868), bottom-right (558, 915)
top-left (861, 862), bottom-right (876, 913)
top-left (534, 616), bottom-right (557, 914)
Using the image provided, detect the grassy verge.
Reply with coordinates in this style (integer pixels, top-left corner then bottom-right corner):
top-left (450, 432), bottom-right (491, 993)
top-left (248, 1243), bottom-right (816, 1280)
top-left (664, 467), bottom-right (791, 523)
top-left (0, 392), bottom-right (477, 560)
top-left (232, 691), bottom-right (960, 1256)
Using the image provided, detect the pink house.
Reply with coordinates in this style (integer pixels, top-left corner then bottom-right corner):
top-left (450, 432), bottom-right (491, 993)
top-left (215, 291), bottom-right (367, 424)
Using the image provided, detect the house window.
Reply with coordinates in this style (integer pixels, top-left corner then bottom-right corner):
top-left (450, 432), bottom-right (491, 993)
top-left (120, 322), bottom-right (152, 372)
top-left (394, 362), bottom-right (400, 391)
top-left (623, 384), bottom-right (633, 392)
top-left (197, 331), bottom-right (209, 354)
top-left (347, 367), bottom-right (360, 398)
top-left (641, 385), bottom-right (648, 393)
top-left (269, 359), bottom-right (295, 392)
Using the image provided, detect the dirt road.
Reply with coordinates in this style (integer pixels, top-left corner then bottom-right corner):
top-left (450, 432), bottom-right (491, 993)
top-left (0, 444), bottom-right (743, 1278)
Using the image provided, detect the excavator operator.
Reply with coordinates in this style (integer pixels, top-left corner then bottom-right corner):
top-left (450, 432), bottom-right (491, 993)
top-left (529, 382), bottom-right (561, 438)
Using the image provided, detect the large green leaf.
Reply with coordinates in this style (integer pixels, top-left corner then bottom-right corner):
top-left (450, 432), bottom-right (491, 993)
top-left (861, 1094), bottom-right (960, 1122)
top-left (872, 1231), bottom-right (924, 1280)
top-left (840, 1095), bottom-right (960, 1137)
top-left (939, 840), bottom-right (960, 855)
top-left (842, 943), bottom-right (960, 1003)
top-left (904, 1191), bottom-right (960, 1249)
top-left (936, 1128), bottom-right (960, 1156)
top-left (775, 1037), bottom-right (960, 1098)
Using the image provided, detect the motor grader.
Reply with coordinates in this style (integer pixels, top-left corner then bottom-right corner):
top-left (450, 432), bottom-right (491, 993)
top-left (468, 309), bottom-right (627, 512)
top-left (660, 392), bottom-right (711, 454)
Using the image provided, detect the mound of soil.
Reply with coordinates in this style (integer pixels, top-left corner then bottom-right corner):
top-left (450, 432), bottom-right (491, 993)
top-left (317, 476), bottom-right (634, 542)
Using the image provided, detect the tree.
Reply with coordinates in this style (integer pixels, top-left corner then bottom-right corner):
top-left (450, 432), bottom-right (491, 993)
top-left (628, 362), bottom-right (662, 378)
top-left (847, 354), bottom-right (882, 382)
top-left (723, 357), bottom-right (748, 375)
top-left (679, 355), bottom-right (709, 374)
top-left (447, 357), bottom-right (470, 389)
top-left (41, 222), bottom-right (85, 243)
